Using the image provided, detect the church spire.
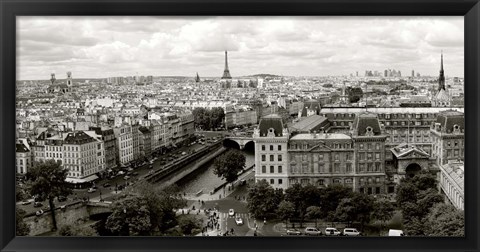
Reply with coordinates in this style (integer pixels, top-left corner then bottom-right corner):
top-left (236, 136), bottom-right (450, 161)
top-left (438, 51), bottom-right (445, 91)
top-left (221, 50), bottom-right (232, 79)
top-left (195, 72), bottom-right (200, 82)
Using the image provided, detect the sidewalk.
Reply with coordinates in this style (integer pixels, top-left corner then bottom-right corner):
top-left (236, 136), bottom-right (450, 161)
top-left (183, 169), bottom-right (254, 202)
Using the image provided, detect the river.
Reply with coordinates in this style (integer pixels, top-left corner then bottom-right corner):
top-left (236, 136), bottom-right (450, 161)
top-left (176, 149), bottom-right (254, 194)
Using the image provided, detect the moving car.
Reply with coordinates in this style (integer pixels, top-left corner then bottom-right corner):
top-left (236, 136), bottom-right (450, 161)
top-left (304, 227), bottom-right (322, 236)
top-left (228, 209), bottom-right (235, 216)
top-left (286, 229), bottom-right (302, 235)
top-left (325, 227), bottom-right (341, 236)
top-left (235, 217), bottom-right (243, 225)
top-left (343, 228), bottom-right (361, 236)
top-left (87, 188), bottom-right (97, 193)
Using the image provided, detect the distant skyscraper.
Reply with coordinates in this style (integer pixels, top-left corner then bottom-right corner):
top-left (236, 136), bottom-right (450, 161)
top-left (412, 70), bottom-right (415, 77)
top-left (195, 72), bottom-right (200, 82)
top-left (221, 51), bottom-right (232, 79)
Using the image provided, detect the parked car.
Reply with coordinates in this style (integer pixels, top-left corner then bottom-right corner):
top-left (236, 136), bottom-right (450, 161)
top-left (35, 209), bottom-right (44, 216)
top-left (87, 188), bottom-right (97, 193)
top-left (103, 183), bottom-right (111, 188)
top-left (343, 228), bottom-right (361, 236)
top-left (228, 209), bottom-right (235, 216)
top-left (33, 202), bottom-right (43, 208)
top-left (117, 171), bottom-right (125, 175)
top-left (325, 227), bottom-right (341, 236)
top-left (304, 227), bottom-right (322, 236)
top-left (388, 229), bottom-right (405, 236)
top-left (286, 229), bottom-right (302, 235)
top-left (57, 196), bottom-right (67, 202)
top-left (235, 217), bottom-right (243, 225)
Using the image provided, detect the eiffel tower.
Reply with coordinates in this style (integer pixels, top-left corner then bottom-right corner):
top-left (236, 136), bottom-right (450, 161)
top-left (221, 51), bottom-right (232, 79)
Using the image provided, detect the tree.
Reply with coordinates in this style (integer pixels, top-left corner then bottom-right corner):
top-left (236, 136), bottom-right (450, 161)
top-left (213, 150), bottom-right (246, 185)
top-left (16, 207), bottom-right (30, 236)
top-left (106, 196), bottom-right (152, 236)
top-left (334, 192), bottom-right (374, 228)
top-left (285, 184), bottom-right (321, 226)
top-left (372, 199), bottom-right (395, 228)
top-left (25, 160), bottom-right (72, 231)
top-left (178, 216), bottom-right (202, 236)
top-left (134, 182), bottom-right (186, 234)
top-left (305, 206), bottom-right (323, 228)
top-left (247, 180), bottom-right (283, 219)
top-left (424, 203), bottom-right (464, 236)
top-left (210, 107), bottom-right (225, 129)
top-left (319, 185), bottom-right (353, 220)
top-left (347, 87), bottom-right (364, 103)
top-left (277, 201), bottom-right (296, 227)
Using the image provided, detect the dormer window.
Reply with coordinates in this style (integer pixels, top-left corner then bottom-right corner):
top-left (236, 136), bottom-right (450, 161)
top-left (453, 124), bottom-right (460, 133)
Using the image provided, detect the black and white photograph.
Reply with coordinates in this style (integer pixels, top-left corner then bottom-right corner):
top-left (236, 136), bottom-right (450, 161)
top-left (15, 16), bottom-right (465, 237)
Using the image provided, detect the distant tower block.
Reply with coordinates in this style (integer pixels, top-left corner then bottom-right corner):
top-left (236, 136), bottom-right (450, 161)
top-left (50, 73), bottom-right (56, 84)
top-left (67, 71), bottom-right (73, 86)
top-left (221, 51), bottom-right (232, 79)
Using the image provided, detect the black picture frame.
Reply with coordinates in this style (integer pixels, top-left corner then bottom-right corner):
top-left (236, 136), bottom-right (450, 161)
top-left (1, 0), bottom-right (479, 251)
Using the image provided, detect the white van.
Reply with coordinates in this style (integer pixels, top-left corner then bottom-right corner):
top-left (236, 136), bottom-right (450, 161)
top-left (388, 229), bottom-right (405, 236)
top-left (343, 228), bottom-right (361, 236)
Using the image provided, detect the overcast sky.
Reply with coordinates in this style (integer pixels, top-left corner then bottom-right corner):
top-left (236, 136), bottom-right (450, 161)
top-left (17, 16), bottom-right (464, 80)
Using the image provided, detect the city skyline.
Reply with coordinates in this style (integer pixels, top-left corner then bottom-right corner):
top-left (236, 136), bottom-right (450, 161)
top-left (17, 16), bottom-right (464, 80)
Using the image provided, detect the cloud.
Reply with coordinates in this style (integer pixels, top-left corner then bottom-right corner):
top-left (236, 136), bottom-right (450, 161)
top-left (16, 16), bottom-right (464, 80)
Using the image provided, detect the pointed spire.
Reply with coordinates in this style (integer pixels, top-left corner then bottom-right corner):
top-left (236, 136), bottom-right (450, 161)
top-left (438, 51), bottom-right (445, 91)
top-left (50, 73), bottom-right (56, 85)
top-left (440, 50), bottom-right (444, 71)
top-left (195, 72), bottom-right (200, 82)
top-left (221, 50), bottom-right (232, 79)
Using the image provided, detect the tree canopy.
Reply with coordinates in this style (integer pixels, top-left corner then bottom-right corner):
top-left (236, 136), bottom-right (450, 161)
top-left (247, 180), bottom-right (283, 219)
top-left (192, 107), bottom-right (225, 130)
top-left (25, 160), bottom-right (72, 231)
top-left (213, 150), bottom-right (246, 184)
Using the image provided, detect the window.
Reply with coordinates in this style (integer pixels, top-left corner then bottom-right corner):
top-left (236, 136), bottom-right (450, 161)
top-left (270, 179), bottom-right (274, 184)
top-left (262, 145), bottom-right (265, 151)
top-left (334, 163), bottom-right (340, 173)
top-left (270, 166), bottom-right (274, 173)
top-left (367, 143), bottom-right (372, 150)
top-left (375, 143), bottom-right (380, 150)
top-left (375, 163), bottom-right (381, 172)
top-left (375, 153), bottom-right (380, 160)
top-left (278, 145), bottom-right (282, 151)
top-left (360, 153), bottom-right (365, 160)
top-left (375, 187), bottom-right (380, 194)
top-left (270, 145), bottom-right (274, 151)
top-left (317, 180), bottom-right (324, 186)
top-left (278, 155), bottom-right (282, 161)
top-left (375, 177), bottom-right (380, 183)
top-left (359, 163), bottom-right (365, 172)
top-left (346, 163), bottom-right (352, 173)
top-left (262, 155), bottom-right (266, 161)
top-left (319, 163), bottom-right (325, 173)
top-left (278, 166), bottom-right (283, 173)
top-left (360, 144), bottom-right (364, 149)
top-left (367, 153), bottom-right (372, 160)
top-left (278, 179), bottom-right (283, 185)
top-left (367, 163), bottom-right (373, 172)
top-left (262, 166), bottom-right (266, 173)
top-left (319, 154), bottom-right (324, 160)
top-left (270, 155), bottom-right (274, 162)
top-left (334, 154), bottom-right (339, 161)
top-left (345, 178), bottom-right (353, 184)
